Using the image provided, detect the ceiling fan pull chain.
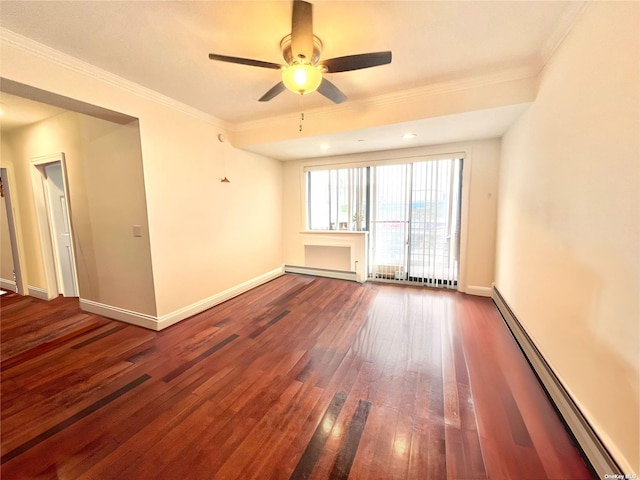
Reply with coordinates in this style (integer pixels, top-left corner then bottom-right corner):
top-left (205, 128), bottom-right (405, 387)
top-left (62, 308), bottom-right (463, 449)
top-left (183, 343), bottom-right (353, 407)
top-left (299, 95), bottom-right (305, 132)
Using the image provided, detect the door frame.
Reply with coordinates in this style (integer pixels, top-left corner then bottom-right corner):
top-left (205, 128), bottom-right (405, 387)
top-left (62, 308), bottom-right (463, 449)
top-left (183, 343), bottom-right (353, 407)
top-left (0, 166), bottom-right (28, 294)
top-left (30, 152), bottom-right (79, 298)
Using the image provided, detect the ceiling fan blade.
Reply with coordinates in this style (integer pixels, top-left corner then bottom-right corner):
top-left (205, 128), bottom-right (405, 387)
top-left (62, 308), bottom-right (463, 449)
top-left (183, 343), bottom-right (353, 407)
top-left (317, 78), bottom-right (346, 104)
top-left (259, 82), bottom-right (286, 102)
top-left (321, 51), bottom-right (392, 73)
top-left (291, 0), bottom-right (314, 62)
top-left (209, 53), bottom-right (282, 70)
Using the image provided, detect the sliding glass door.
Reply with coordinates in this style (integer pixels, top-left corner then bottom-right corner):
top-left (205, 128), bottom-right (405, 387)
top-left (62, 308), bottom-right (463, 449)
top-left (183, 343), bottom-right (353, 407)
top-left (369, 158), bottom-right (462, 288)
top-left (369, 164), bottom-right (411, 280)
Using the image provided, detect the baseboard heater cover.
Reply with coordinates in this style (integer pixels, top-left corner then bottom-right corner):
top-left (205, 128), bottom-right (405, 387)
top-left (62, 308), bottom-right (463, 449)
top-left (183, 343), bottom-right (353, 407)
top-left (492, 287), bottom-right (624, 479)
top-left (284, 265), bottom-right (357, 282)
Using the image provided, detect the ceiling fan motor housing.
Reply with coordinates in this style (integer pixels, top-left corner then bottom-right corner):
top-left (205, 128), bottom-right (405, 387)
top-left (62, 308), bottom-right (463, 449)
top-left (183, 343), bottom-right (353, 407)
top-left (280, 34), bottom-right (323, 65)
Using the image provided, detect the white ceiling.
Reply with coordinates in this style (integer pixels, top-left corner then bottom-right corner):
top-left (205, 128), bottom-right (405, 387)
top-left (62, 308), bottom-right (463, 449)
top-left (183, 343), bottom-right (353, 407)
top-left (0, 0), bottom-right (585, 159)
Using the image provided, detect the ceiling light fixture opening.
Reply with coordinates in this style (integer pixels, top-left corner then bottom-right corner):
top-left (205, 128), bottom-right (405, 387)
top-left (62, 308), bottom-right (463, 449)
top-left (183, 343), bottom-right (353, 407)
top-left (320, 144), bottom-right (330, 150)
top-left (402, 133), bottom-right (417, 139)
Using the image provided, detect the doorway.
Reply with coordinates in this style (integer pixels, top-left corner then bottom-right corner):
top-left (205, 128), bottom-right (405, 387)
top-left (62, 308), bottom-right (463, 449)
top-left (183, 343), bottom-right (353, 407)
top-left (369, 158), bottom-right (463, 288)
top-left (0, 167), bottom-right (26, 294)
top-left (31, 154), bottom-right (79, 298)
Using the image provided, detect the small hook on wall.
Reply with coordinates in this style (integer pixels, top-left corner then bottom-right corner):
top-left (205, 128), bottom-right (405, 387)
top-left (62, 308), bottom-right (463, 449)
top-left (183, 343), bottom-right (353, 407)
top-left (218, 133), bottom-right (230, 183)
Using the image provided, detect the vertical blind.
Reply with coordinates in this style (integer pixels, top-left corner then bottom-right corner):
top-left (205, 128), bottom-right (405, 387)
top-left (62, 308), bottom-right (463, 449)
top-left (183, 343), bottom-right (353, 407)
top-left (368, 158), bottom-right (463, 288)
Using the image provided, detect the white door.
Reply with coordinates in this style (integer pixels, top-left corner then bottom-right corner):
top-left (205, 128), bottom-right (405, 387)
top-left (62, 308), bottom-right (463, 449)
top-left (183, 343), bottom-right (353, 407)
top-left (44, 163), bottom-right (78, 297)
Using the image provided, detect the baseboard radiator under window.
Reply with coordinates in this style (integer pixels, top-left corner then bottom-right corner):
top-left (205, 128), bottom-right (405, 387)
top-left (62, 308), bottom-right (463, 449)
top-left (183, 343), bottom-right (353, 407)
top-left (492, 287), bottom-right (624, 479)
top-left (284, 265), bottom-right (358, 282)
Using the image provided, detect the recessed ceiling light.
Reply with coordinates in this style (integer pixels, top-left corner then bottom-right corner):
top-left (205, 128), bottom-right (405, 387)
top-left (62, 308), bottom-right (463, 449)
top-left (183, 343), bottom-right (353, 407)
top-left (320, 144), bottom-right (330, 150)
top-left (402, 133), bottom-right (417, 139)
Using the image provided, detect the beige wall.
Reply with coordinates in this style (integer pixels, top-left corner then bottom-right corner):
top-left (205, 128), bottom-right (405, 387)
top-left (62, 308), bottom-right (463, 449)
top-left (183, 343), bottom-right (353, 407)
top-left (1, 35), bottom-right (284, 321)
top-left (138, 112), bottom-right (283, 317)
top-left (283, 138), bottom-right (500, 292)
top-left (2, 111), bottom-right (156, 315)
top-left (496, 2), bottom-right (639, 473)
top-left (464, 139), bottom-right (500, 291)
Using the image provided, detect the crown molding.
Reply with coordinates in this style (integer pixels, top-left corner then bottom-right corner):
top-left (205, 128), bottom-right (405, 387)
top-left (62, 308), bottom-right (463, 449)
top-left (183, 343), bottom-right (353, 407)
top-left (0, 27), bottom-right (229, 130)
top-left (231, 65), bottom-right (536, 133)
top-left (538, 1), bottom-right (590, 74)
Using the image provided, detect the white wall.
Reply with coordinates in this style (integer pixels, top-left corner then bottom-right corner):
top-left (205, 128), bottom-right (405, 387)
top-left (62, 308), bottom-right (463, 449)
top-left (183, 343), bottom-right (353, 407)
top-left (1, 31), bottom-right (284, 325)
top-left (496, 2), bottom-right (639, 473)
top-left (283, 138), bottom-right (501, 293)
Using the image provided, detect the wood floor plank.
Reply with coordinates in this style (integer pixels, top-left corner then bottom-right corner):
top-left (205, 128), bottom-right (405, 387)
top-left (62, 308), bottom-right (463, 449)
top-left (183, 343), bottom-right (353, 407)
top-left (328, 399), bottom-right (371, 480)
top-left (0, 278), bottom-right (594, 479)
top-left (1, 374), bottom-right (150, 464)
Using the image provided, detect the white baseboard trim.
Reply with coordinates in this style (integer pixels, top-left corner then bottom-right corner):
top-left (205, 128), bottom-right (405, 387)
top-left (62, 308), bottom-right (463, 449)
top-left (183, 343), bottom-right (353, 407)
top-left (0, 278), bottom-right (16, 292)
top-left (284, 265), bottom-right (358, 282)
top-left (79, 267), bottom-right (284, 331)
top-left (492, 286), bottom-right (623, 478)
top-left (465, 285), bottom-right (492, 297)
top-left (156, 267), bottom-right (284, 330)
top-left (80, 298), bottom-right (160, 330)
top-left (28, 285), bottom-right (54, 300)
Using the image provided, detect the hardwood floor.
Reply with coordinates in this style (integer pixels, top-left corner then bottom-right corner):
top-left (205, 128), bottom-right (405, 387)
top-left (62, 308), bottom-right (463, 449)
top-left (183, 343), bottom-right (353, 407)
top-left (0, 275), bottom-right (593, 479)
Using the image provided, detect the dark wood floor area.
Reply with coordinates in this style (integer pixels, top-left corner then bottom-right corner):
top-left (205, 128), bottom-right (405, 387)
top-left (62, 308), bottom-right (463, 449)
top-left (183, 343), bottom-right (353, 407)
top-left (1, 275), bottom-right (592, 479)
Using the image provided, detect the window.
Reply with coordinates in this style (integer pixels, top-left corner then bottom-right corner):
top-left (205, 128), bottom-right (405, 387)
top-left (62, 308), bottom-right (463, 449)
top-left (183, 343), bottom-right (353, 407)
top-left (305, 157), bottom-right (463, 289)
top-left (306, 167), bottom-right (369, 231)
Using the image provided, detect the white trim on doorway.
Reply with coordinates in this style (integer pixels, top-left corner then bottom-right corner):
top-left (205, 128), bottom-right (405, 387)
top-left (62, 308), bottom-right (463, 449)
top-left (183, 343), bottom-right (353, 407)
top-left (30, 152), bottom-right (79, 299)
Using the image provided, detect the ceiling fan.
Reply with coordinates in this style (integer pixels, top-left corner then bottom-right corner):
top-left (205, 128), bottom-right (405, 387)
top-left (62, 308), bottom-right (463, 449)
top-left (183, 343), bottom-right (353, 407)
top-left (208, 0), bottom-right (392, 104)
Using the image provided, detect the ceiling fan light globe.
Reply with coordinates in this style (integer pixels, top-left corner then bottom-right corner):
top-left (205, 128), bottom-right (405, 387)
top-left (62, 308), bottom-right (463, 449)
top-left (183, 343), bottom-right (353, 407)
top-left (282, 64), bottom-right (322, 95)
